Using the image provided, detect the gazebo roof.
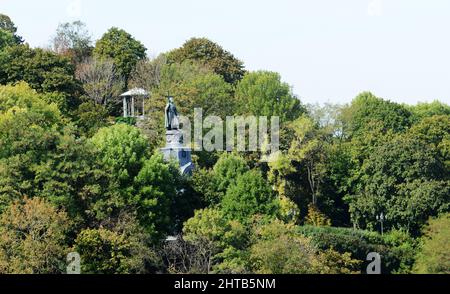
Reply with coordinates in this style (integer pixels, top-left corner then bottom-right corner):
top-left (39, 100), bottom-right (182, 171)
top-left (120, 88), bottom-right (149, 97)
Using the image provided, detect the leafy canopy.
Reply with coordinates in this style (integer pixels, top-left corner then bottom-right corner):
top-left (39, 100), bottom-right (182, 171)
top-left (94, 27), bottom-right (147, 86)
top-left (167, 37), bottom-right (245, 84)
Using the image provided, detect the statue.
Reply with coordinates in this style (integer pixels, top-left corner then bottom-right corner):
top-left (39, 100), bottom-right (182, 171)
top-left (165, 96), bottom-right (179, 130)
top-left (160, 95), bottom-right (194, 175)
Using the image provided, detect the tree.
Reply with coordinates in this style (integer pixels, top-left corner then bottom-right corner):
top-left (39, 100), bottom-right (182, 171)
top-left (182, 208), bottom-right (247, 273)
top-left (408, 100), bottom-right (450, 121)
top-left (90, 124), bottom-right (150, 186)
top-left (73, 101), bottom-right (109, 137)
top-left (221, 170), bottom-right (279, 222)
top-left (346, 134), bottom-right (448, 233)
top-left (0, 83), bottom-right (64, 210)
top-left (129, 54), bottom-right (166, 91)
top-left (32, 133), bottom-right (114, 228)
top-left (235, 71), bottom-right (305, 122)
top-left (0, 14), bottom-right (22, 44)
top-left (0, 14), bottom-right (17, 34)
top-left (133, 154), bottom-right (180, 239)
top-left (94, 27), bottom-right (147, 87)
top-left (167, 37), bottom-right (245, 84)
top-left (341, 92), bottom-right (412, 138)
top-left (213, 152), bottom-right (249, 195)
top-left (73, 214), bottom-right (159, 274)
top-left (0, 83), bottom-right (114, 226)
top-left (0, 45), bottom-right (81, 113)
top-left (0, 82), bottom-right (63, 160)
top-left (52, 21), bottom-right (93, 64)
top-left (0, 197), bottom-right (69, 274)
top-left (249, 220), bottom-right (319, 274)
top-left (154, 61), bottom-right (235, 119)
top-left (0, 30), bottom-right (16, 51)
top-left (288, 115), bottom-right (330, 206)
top-left (267, 151), bottom-right (295, 198)
top-left (409, 115), bottom-right (450, 170)
top-left (305, 203), bottom-right (332, 227)
top-left (413, 214), bottom-right (450, 274)
top-left (315, 248), bottom-right (361, 274)
top-left (90, 127), bottom-right (180, 238)
top-left (76, 57), bottom-right (124, 110)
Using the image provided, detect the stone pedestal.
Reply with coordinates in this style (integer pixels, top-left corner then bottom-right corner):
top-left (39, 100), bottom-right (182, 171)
top-left (161, 130), bottom-right (194, 175)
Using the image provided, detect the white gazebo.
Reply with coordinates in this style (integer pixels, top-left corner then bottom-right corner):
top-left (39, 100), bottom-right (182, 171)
top-left (120, 88), bottom-right (149, 118)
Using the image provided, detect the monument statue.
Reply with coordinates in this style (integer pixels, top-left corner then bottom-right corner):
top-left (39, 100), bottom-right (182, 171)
top-left (160, 96), bottom-right (194, 175)
top-left (165, 96), bottom-right (179, 130)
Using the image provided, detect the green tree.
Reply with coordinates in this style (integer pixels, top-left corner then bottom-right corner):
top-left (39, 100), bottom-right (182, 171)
top-left (154, 61), bottom-right (235, 119)
top-left (413, 214), bottom-right (450, 274)
top-left (94, 27), bottom-right (147, 87)
top-left (288, 115), bottom-right (330, 206)
top-left (0, 14), bottom-right (22, 44)
top-left (74, 215), bottom-right (159, 274)
top-left (0, 82), bottom-right (63, 159)
top-left (0, 29), bottom-right (16, 51)
top-left (167, 37), bottom-right (245, 84)
top-left (0, 197), bottom-right (69, 274)
top-left (222, 170), bottom-right (279, 222)
top-left (0, 83), bottom-right (113, 226)
top-left (32, 133), bottom-right (114, 228)
top-left (0, 44), bottom-right (81, 113)
top-left (235, 71), bottom-right (305, 122)
top-left (305, 203), bottom-right (332, 227)
top-left (408, 100), bottom-right (450, 121)
top-left (409, 115), bottom-right (450, 170)
top-left (90, 124), bottom-right (150, 186)
top-left (346, 134), bottom-right (448, 233)
top-left (249, 220), bottom-right (319, 274)
top-left (73, 101), bottom-right (109, 137)
top-left (133, 154), bottom-right (180, 239)
top-left (213, 152), bottom-right (249, 195)
top-left (182, 208), bottom-right (247, 273)
top-left (315, 248), bottom-right (361, 274)
top-left (341, 92), bottom-right (412, 138)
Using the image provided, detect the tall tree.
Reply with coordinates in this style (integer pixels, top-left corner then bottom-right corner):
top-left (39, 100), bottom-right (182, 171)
top-left (0, 45), bottom-right (81, 112)
top-left (340, 92), bottom-right (412, 138)
top-left (167, 37), bottom-right (245, 84)
top-left (288, 115), bottom-right (330, 206)
top-left (235, 71), bottom-right (305, 122)
top-left (129, 54), bottom-right (166, 91)
top-left (0, 14), bottom-right (22, 44)
top-left (346, 134), bottom-right (449, 233)
top-left (52, 21), bottom-right (93, 64)
top-left (94, 27), bottom-right (147, 87)
top-left (90, 124), bottom-right (150, 186)
top-left (76, 57), bottom-right (124, 108)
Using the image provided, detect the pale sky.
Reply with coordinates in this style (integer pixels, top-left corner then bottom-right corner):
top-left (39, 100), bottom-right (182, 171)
top-left (1, 0), bottom-right (449, 105)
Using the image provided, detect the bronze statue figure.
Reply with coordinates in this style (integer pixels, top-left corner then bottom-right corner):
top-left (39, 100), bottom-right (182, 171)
top-left (165, 96), bottom-right (179, 130)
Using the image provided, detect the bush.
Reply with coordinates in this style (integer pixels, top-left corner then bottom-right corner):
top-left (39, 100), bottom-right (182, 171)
top-left (413, 214), bottom-right (450, 274)
top-left (298, 225), bottom-right (415, 273)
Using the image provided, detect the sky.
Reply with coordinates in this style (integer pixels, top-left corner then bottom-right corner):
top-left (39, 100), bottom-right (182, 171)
top-left (1, 0), bottom-right (450, 105)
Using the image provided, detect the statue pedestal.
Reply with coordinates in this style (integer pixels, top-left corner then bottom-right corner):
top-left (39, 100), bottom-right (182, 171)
top-left (161, 130), bottom-right (194, 175)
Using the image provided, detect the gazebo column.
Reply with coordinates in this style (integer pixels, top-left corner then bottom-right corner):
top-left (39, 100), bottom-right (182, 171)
top-left (123, 96), bottom-right (128, 117)
top-left (142, 97), bottom-right (145, 117)
top-left (131, 96), bottom-right (135, 117)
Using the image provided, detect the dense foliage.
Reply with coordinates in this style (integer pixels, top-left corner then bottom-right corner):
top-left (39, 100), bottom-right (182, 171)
top-left (0, 15), bottom-right (448, 274)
